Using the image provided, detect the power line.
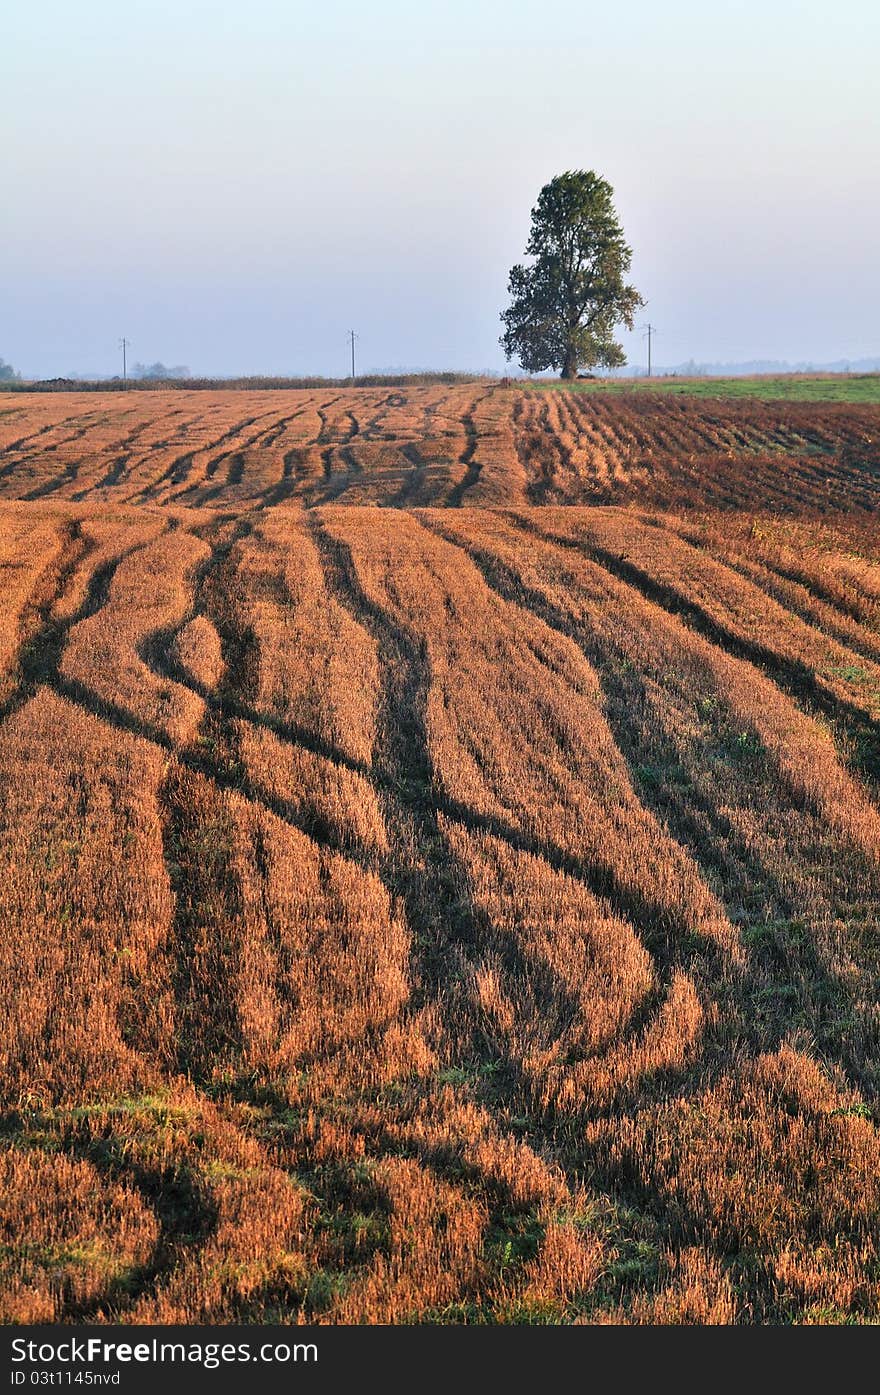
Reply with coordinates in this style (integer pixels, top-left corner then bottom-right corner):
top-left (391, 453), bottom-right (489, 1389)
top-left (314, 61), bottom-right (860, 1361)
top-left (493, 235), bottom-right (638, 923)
top-left (349, 329), bottom-right (358, 383)
top-left (119, 337), bottom-right (131, 383)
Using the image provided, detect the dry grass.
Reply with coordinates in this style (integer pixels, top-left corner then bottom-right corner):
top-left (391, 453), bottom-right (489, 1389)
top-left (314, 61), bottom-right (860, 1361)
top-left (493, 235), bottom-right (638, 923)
top-left (2, 386), bottom-right (879, 514)
top-left (2, 386), bottom-right (880, 1323)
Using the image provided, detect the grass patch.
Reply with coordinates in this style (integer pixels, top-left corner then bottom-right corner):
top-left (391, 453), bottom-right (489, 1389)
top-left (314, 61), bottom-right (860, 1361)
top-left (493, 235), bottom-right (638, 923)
top-left (525, 374), bottom-right (880, 403)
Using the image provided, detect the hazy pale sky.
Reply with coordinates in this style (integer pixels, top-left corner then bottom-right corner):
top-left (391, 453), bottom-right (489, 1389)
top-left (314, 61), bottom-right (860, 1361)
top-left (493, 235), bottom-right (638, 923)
top-left (3, 0), bottom-right (878, 377)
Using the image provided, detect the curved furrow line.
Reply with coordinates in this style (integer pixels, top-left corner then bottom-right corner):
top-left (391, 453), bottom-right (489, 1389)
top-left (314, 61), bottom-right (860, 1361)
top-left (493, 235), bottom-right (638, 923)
top-left (418, 515), bottom-right (880, 1092)
top-left (434, 790), bottom-right (723, 978)
top-left (125, 523), bottom-right (415, 1112)
top-left (21, 1122), bottom-right (220, 1323)
top-left (516, 513), bottom-right (880, 789)
top-left (361, 391), bottom-right (405, 439)
top-left (258, 405), bottom-right (311, 450)
top-left (259, 447), bottom-right (310, 507)
top-left (133, 408), bottom-right (281, 505)
top-left (123, 446), bottom-right (196, 500)
top-left (292, 522), bottom-right (749, 1247)
top-left (390, 441), bottom-right (426, 507)
top-left (143, 622), bottom-right (371, 780)
top-left (755, 553), bottom-right (880, 630)
top-left (0, 521), bottom-right (769, 1305)
top-left (112, 406), bottom-right (224, 499)
top-left (413, 514), bottom-right (734, 975)
top-left (115, 510), bottom-right (865, 1083)
top-left (307, 512), bottom-right (729, 1152)
top-left (148, 600), bottom-right (720, 988)
top-left (305, 512), bottom-right (489, 980)
top-left (4, 520), bottom-right (258, 1093)
top-left (65, 414), bottom-right (193, 502)
top-left (87, 452), bottom-right (138, 493)
top-left (0, 414), bottom-right (110, 482)
top-left (651, 514), bottom-right (880, 636)
top-left (52, 661), bottom-right (377, 870)
top-left (140, 521), bottom-right (262, 1083)
top-left (137, 530), bottom-right (709, 965)
top-left (0, 417), bottom-right (84, 461)
top-left (138, 524), bottom-right (381, 842)
top-left (446, 392), bottom-right (490, 508)
top-left (6, 519), bottom-right (195, 740)
top-left (510, 392), bottom-right (547, 490)
top-left (21, 458), bottom-right (84, 501)
top-left (307, 444), bottom-right (363, 506)
top-left (0, 521), bottom-right (96, 729)
top-left (697, 552), bottom-right (880, 672)
top-left (315, 397), bottom-right (344, 445)
top-left (305, 512), bottom-right (592, 1095)
top-left (528, 397), bottom-right (573, 503)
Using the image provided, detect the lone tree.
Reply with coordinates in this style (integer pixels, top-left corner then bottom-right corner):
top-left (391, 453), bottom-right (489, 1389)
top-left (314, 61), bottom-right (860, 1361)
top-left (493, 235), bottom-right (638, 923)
top-left (500, 170), bottom-right (643, 379)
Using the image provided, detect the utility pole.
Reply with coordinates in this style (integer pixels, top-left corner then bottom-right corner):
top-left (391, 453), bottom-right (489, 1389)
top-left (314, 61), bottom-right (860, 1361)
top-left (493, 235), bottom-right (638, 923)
top-left (349, 330), bottom-right (358, 383)
top-left (642, 323), bottom-right (656, 378)
top-left (119, 337), bottom-right (130, 383)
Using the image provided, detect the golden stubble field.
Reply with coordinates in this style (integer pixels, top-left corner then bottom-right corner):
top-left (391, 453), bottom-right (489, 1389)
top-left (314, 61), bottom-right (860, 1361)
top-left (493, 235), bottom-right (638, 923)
top-left (2, 385), bottom-right (880, 1324)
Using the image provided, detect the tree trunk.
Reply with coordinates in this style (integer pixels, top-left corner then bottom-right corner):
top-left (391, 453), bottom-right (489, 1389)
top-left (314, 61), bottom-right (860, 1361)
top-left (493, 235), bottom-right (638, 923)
top-left (561, 344), bottom-right (578, 379)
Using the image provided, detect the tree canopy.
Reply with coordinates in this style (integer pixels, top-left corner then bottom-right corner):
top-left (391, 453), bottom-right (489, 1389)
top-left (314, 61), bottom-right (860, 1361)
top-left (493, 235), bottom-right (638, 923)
top-left (500, 170), bottom-right (643, 379)
top-left (131, 362), bottom-right (190, 380)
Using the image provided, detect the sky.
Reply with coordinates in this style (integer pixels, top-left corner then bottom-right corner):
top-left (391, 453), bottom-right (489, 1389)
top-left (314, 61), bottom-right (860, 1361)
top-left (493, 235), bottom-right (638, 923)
top-left (2, 0), bottom-right (879, 378)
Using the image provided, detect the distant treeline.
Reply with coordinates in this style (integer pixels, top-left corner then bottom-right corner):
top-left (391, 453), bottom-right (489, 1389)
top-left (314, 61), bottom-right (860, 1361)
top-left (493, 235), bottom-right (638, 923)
top-left (1, 372), bottom-right (486, 393)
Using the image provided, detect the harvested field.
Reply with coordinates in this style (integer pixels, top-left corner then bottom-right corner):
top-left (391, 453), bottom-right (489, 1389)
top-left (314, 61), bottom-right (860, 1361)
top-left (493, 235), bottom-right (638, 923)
top-left (2, 385), bottom-right (880, 1324)
top-left (1, 385), bottom-right (879, 513)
